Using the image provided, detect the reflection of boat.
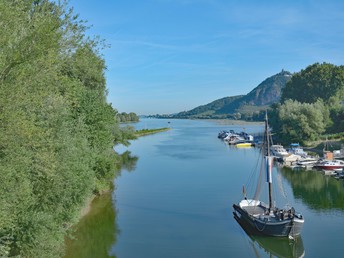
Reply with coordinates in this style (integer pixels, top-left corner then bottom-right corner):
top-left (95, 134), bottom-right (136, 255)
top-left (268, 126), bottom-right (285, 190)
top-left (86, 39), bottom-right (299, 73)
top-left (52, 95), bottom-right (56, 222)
top-left (314, 159), bottom-right (344, 170)
top-left (233, 113), bottom-right (304, 237)
top-left (334, 171), bottom-right (344, 180)
top-left (323, 170), bottom-right (337, 176)
top-left (234, 214), bottom-right (305, 258)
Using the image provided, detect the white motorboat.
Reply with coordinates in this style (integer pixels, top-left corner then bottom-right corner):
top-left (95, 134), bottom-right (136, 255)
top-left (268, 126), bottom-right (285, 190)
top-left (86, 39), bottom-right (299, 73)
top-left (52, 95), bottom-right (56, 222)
top-left (296, 157), bottom-right (319, 167)
top-left (270, 145), bottom-right (289, 159)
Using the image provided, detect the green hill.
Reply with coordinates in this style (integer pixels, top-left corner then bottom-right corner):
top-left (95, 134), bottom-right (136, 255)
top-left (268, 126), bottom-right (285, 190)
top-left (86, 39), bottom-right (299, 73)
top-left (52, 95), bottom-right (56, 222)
top-left (169, 70), bottom-right (292, 120)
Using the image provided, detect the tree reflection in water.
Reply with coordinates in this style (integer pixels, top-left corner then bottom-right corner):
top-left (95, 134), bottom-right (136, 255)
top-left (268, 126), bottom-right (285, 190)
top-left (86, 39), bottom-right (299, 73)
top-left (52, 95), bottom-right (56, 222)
top-left (63, 151), bottom-right (138, 258)
top-left (280, 167), bottom-right (344, 211)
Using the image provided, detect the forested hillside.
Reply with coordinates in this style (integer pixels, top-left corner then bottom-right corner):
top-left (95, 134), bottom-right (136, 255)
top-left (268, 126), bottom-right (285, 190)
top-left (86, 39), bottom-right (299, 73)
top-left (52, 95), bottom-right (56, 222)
top-left (269, 63), bottom-right (344, 144)
top-left (164, 70), bottom-right (292, 120)
top-left (0, 1), bottom-right (135, 257)
top-left (174, 95), bottom-right (244, 119)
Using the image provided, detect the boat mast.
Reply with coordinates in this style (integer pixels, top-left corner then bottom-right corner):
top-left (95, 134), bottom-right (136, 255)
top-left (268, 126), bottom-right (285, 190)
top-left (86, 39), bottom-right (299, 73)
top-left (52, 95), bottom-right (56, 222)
top-left (265, 112), bottom-right (273, 211)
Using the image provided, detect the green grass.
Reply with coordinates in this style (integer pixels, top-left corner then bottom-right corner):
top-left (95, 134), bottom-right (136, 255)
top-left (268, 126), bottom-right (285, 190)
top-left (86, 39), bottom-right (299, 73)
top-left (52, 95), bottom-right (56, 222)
top-left (135, 127), bottom-right (170, 137)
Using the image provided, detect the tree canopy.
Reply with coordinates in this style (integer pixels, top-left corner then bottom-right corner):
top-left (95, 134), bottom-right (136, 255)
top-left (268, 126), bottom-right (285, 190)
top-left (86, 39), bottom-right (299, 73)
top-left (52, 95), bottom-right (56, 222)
top-left (281, 62), bottom-right (344, 105)
top-left (116, 112), bottom-right (140, 123)
top-left (271, 62), bottom-right (344, 144)
top-left (0, 1), bottom-right (135, 257)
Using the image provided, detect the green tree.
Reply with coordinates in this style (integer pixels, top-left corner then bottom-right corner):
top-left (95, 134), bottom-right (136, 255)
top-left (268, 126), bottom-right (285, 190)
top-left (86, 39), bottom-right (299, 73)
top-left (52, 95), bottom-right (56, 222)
top-left (116, 112), bottom-right (139, 122)
top-left (281, 62), bottom-right (344, 105)
top-left (271, 100), bottom-right (329, 143)
top-left (272, 62), bottom-right (344, 141)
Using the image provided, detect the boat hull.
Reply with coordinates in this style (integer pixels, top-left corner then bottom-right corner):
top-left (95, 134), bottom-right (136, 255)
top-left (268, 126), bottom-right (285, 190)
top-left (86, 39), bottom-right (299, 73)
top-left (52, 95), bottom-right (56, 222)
top-left (233, 204), bottom-right (304, 237)
top-left (314, 160), bottom-right (344, 171)
top-left (236, 142), bottom-right (254, 148)
top-left (315, 165), bottom-right (344, 170)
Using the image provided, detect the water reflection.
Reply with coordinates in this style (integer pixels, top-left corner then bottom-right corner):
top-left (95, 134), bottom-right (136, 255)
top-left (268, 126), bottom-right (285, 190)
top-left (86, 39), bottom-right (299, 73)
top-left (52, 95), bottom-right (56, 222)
top-left (63, 193), bottom-right (117, 258)
top-left (235, 215), bottom-right (305, 258)
top-left (280, 167), bottom-right (344, 210)
top-left (116, 150), bottom-right (139, 172)
top-left (64, 151), bottom-right (138, 257)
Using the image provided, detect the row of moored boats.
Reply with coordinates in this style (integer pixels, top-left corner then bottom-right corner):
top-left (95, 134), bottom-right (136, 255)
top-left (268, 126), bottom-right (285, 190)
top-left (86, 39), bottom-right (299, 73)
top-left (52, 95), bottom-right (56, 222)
top-left (218, 130), bottom-right (255, 147)
top-left (218, 130), bottom-right (344, 177)
top-left (270, 143), bottom-right (344, 174)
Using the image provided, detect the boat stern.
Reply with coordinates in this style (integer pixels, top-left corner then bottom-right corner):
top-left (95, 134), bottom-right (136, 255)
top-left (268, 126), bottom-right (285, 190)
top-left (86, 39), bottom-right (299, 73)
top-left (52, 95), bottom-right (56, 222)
top-left (290, 215), bottom-right (305, 236)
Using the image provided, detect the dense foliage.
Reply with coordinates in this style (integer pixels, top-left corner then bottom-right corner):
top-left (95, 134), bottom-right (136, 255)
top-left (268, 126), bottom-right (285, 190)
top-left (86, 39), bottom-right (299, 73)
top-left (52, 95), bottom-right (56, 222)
top-left (116, 112), bottom-right (139, 123)
top-left (270, 63), bottom-right (344, 144)
top-left (281, 63), bottom-right (344, 105)
top-left (269, 100), bottom-right (330, 144)
top-left (0, 1), bottom-right (135, 257)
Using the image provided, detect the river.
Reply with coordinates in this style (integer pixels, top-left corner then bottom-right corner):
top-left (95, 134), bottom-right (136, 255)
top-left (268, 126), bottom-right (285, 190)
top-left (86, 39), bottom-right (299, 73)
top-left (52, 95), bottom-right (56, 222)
top-left (64, 118), bottom-right (344, 258)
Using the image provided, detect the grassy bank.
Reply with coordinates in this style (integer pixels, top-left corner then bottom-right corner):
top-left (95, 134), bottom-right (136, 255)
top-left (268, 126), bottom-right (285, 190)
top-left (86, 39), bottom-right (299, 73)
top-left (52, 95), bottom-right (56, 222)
top-left (135, 127), bottom-right (171, 137)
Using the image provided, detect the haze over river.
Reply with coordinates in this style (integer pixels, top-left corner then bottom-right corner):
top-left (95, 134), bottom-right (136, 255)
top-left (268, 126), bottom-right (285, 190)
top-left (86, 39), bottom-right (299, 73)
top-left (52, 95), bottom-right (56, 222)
top-left (65, 118), bottom-right (344, 258)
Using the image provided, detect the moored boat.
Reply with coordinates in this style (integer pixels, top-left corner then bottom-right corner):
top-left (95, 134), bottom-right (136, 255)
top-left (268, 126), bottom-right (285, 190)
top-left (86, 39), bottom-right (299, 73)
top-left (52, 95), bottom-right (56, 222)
top-left (314, 159), bottom-right (344, 170)
top-left (233, 113), bottom-right (304, 238)
top-left (288, 143), bottom-right (308, 158)
top-left (233, 199), bottom-right (304, 237)
top-left (226, 135), bottom-right (245, 145)
top-left (218, 130), bottom-right (229, 139)
top-left (296, 157), bottom-right (319, 167)
top-left (236, 142), bottom-right (254, 148)
top-left (270, 144), bottom-right (289, 159)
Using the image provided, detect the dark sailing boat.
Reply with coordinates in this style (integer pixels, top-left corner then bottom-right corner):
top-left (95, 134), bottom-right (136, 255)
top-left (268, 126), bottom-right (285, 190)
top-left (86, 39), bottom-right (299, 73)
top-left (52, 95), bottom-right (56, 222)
top-left (233, 114), bottom-right (304, 238)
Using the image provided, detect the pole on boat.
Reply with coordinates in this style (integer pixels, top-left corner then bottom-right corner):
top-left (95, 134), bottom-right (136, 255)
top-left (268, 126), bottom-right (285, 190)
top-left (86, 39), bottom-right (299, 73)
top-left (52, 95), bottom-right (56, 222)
top-left (242, 185), bottom-right (247, 199)
top-left (265, 112), bottom-right (273, 212)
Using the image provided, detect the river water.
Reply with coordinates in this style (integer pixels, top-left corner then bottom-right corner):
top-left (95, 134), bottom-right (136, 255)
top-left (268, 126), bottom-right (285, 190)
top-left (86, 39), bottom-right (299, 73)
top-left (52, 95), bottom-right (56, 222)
top-left (64, 118), bottom-right (344, 258)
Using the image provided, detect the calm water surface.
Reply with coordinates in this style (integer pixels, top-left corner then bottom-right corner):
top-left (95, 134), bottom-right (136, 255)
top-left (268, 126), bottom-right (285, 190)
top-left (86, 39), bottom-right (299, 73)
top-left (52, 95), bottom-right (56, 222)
top-left (64, 118), bottom-right (344, 258)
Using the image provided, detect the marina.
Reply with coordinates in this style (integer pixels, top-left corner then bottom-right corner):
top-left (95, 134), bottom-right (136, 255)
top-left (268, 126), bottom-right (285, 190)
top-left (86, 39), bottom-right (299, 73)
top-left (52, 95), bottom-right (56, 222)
top-left (218, 128), bottom-right (344, 181)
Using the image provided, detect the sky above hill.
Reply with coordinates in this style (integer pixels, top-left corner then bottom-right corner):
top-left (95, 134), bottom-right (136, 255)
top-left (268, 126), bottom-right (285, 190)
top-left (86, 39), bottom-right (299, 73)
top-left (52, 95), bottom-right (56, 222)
top-left (68, 0), bottom-right (344, 115)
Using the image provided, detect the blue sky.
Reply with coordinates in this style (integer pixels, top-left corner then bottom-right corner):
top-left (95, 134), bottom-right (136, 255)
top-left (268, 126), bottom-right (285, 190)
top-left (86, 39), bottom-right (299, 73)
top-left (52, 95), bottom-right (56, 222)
top-left (68, 0), bottom-right (344, 115)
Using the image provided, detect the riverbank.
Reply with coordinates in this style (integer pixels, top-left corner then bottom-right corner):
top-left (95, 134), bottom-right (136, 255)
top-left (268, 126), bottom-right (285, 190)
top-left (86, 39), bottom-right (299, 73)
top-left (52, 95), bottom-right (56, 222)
top-left (135, 127), bottom-right (171, 137)
top-left (65, 126), bottom-right (170, 248)
top-left (77, 128), bottom-right (169, 220)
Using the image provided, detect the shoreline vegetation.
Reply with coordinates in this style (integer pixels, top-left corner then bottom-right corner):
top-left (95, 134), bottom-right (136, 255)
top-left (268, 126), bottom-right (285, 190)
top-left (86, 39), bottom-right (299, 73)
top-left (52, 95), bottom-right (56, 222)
top-left (0, 1), bottom-right (139, 257)
top-left (74, 127), bottom-right (169, 221)
top-left (135, 127), bottom-right (171, 137)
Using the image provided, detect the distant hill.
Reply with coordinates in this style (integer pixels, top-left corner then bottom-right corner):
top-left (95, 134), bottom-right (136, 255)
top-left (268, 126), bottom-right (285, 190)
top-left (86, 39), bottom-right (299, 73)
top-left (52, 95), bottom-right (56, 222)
top-left (156, 70), bottom-right (292, 120)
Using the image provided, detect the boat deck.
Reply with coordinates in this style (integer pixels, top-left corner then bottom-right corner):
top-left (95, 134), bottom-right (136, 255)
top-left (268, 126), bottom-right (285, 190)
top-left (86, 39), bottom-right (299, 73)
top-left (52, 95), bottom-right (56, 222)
top-left (242, 205), bottom-right (266, 216)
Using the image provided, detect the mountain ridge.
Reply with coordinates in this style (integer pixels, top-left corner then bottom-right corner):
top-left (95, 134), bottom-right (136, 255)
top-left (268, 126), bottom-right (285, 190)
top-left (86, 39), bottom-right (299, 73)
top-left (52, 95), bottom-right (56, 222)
top-left (155, 70), bottom-right (292, 120)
